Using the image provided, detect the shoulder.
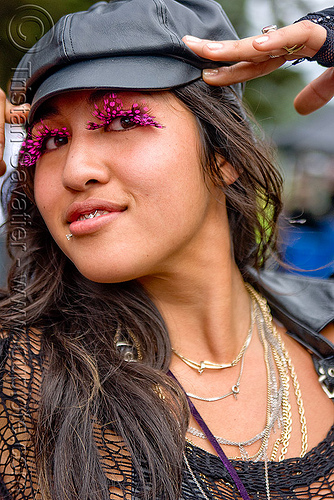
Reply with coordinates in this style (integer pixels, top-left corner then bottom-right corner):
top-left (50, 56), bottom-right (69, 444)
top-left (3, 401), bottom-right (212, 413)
top-left (321, 322), bottom-right (334, 343)
top-left (250, 270), bottom-right (334, 337)
top-left (249, 269), bottom-right (334, 400)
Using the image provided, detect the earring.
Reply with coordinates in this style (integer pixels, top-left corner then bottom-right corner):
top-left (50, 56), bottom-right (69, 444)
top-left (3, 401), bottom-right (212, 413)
top-left (114, 323), bottom-right (143, 362)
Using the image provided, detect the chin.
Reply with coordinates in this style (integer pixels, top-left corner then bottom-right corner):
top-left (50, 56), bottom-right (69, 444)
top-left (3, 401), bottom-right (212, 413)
top-left (74, 262), bottom-right (142, 285)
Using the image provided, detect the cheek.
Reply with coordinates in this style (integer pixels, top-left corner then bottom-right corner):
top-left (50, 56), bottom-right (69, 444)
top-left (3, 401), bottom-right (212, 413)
top-left (34, 178), bottom-right (49, 218)
top-left (129, 146), bottom-right (208, 240)
top-left (122, 124), bottom-right (204, 199)
top-left (33, 167), bottom-right (61, 227)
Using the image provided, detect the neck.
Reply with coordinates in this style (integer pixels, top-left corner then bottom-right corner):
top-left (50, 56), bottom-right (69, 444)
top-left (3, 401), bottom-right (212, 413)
top-left (138, 243), bottom-right (251, 364)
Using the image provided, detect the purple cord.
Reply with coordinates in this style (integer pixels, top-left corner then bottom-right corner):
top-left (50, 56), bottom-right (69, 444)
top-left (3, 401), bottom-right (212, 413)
top-left (168, 371), bottom-right (251, 500)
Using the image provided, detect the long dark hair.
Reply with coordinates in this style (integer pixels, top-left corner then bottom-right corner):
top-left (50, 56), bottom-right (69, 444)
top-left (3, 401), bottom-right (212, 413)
top-left (0, 80), bottom-right (283, 499)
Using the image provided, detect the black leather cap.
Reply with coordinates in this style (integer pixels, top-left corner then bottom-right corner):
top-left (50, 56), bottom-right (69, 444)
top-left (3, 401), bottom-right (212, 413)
top-left (11, 0), bottom-right (241, 122)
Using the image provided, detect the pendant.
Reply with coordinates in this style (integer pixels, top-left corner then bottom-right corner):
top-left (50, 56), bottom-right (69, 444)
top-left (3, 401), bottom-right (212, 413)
top-left (198, 361), bottom-right (206, 374)
top-left (232, 384), bottom-right (240, 399)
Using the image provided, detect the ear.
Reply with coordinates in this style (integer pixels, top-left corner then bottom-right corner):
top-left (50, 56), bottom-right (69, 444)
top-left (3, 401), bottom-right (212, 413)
top-left (219, 158), bottom-right (239, 185)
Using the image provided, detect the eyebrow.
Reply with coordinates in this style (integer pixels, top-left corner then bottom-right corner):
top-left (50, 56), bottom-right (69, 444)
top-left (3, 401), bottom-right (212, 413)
top-left (88, 90), bottom-right (154, 104)
top-left (88, 90), bottom-right (111, 104)
top-left (31, 92), bottom-right (107, 127)
top-left (31, 90), bottom-right (157, 127)
top-left (31, 105), bottom-right (60, 128)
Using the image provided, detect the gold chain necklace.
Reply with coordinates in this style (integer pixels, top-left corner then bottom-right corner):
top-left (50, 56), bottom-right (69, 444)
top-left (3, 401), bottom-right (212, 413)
top-left (172, 297), bottom-right (255, 374)
top-left (247, 286), bottom-right (308, 460)
top-left (187, 285), bottom-right (308, 463)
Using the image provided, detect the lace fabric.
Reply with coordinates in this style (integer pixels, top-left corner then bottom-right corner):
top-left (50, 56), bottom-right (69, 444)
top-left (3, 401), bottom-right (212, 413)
top-left (0, 329), bottom-right (133, 499)
top-left (183, 432), bottom-right (334, 499)
top-left (0, 328), bottom-right (333, 499)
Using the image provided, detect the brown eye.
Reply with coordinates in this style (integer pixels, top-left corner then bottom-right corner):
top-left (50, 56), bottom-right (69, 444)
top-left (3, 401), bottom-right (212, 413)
top-left (106, 116), bottom-right (138, 131)
top-left (44, 135), bottom-right (69, 151)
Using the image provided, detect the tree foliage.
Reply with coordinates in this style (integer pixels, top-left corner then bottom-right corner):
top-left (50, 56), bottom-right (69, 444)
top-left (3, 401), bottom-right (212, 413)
top-left (0, 0), bottom-right (96, 92)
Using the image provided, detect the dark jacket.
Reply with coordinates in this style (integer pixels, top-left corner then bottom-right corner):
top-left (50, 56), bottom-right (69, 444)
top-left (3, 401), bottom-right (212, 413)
top-left (251, 269), bottom-right (334, 399)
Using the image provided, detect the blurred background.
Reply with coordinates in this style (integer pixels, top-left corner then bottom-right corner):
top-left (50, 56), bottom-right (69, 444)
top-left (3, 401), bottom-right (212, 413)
top-left (0, 0), bottom-right (333, 285)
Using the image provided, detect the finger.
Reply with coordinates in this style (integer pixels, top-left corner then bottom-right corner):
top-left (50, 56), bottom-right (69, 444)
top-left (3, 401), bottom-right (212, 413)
top-left (0, 92), bottom-right (30, 177)
top-left (253, 21), bottom-right (326, 59)
top-left (5, 101), bottom-right (30, 124)
top-left (202, 58), bottom-right (286, 86)
top-left (183, 35), bottom-right (272, 62)
top-left (183, 21), bottom-right (326, 63)
top-left (294, 68), bottom-right (334, 115)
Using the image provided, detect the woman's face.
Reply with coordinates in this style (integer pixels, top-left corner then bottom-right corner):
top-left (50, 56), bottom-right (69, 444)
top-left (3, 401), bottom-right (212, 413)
top-left (32, 90), bottom-right (228, 283)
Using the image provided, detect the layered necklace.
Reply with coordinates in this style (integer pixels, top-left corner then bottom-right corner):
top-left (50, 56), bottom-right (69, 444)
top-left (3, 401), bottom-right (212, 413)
top-left (171, 284), bottom-right (308, 500)
top-left (172, 302), bottom-right (254, 376)
top-left (182, 300), bottom-right (255, 403)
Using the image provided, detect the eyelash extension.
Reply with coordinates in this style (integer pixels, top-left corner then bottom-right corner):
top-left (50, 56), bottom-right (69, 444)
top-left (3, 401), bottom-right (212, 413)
top-left (86, 93), bottom-right (163, 130)
top-left (18, 94), bottom-right (162, 168)
top-left (19, 122), bottom-right (70, 167)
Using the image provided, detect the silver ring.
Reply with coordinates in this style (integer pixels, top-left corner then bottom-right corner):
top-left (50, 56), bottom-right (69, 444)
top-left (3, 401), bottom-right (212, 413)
top-left (262, 24), bottom-right (277, 34)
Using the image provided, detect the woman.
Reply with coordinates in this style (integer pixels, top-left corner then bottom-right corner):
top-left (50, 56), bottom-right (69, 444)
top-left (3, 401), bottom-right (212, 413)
top-left (0, 1), bottom-right (333, 499)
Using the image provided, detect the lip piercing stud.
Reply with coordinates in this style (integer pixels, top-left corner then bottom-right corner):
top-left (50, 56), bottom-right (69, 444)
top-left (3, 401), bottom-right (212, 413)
top-left (66, 233), bottom-right (73, 240)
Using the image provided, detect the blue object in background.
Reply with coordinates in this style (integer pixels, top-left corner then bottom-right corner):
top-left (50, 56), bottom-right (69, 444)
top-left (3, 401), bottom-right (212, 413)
top-left (281, 215), bottom-right (334, 279)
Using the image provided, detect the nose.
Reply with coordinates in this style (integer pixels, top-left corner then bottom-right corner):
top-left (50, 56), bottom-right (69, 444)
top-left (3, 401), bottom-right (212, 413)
top-left (62, 132), bottom-right (111, 191)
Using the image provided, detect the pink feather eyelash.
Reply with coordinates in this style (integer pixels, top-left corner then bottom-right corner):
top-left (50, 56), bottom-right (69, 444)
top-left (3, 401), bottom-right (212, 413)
top-left (86, 93), bottom-right (163, 130)
top-left (18, 93), bottom-right (162, 168)
top-left (18, 122), bottom-right (70, 168)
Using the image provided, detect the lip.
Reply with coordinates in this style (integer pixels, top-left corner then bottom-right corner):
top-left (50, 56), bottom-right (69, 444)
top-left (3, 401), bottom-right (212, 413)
top-left (66, 199), bottom-right (127, 236)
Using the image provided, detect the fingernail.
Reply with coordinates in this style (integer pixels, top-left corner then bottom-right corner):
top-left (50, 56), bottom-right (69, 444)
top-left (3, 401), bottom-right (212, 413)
top-left (206, 42), bottom-right (224, 50)
top-left (254, 35), bottom-right (269, 44)
top-left (183, 35), bottom-right (202, 43)
top-left (203, 68), bottom-right (219, 77)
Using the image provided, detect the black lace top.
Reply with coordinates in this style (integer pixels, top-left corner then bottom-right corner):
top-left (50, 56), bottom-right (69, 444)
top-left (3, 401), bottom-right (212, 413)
top-left (0, 327), bottom-right (333, 500)
top-left (1, 8), bottom-right (334, 500)
top-left (183, 431), bottom-right (334, 499)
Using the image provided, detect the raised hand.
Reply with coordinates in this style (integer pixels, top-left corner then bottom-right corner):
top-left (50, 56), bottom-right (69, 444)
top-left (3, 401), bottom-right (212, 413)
top-left (183, 20), bottom-right (330, 114)
top-left (0, 89), bottom-right (30, 176)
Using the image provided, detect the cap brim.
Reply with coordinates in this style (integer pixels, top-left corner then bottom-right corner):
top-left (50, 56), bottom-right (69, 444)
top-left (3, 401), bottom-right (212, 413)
top-left (29, 56), bottom-right (202, 122)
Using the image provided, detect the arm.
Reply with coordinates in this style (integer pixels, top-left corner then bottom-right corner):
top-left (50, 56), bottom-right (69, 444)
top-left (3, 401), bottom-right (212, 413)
top-left (183, 8), bottom-right (334, 115)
